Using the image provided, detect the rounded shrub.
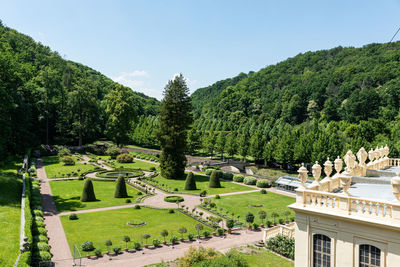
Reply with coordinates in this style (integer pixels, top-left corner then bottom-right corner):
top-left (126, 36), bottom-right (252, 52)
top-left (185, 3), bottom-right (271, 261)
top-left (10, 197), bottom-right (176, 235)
top-left (58, 147), bottom-right (71, 157)
top-left (116, 153), bottom-right (134, 163)
top-left (35, 221), bottom-right (45, 227)
top-left (153, 239), bottom-right (161, 247)
top-left (256, 179), bottom-right (270, 188)
top-left (245, 212), bottom-right (255, 224)
top-left (34, 251), bottom-right (51, 261)
top-left (81, 241), bottom-right (95, 251)
top-left (260, 189), bottom-right (267, 194)
top-left (33, 235), bottom-right (49, 243)
top-left (134, 205), bottom-right (141, 209)
top-left (94, 249), bottom-right (102, 257)
top-left (33, 210), bottom-right (43, 217)
top-left (81, 179), bottom-right (96, 202)
top-left (168, 208), bottom-right (175, 214)
top-left (164, 196), bottom-right (184, 203)
top-left (61, 155), bottom-right (75, 166)
top-left (244, 176), bottom-right (257, 185)
top-left (184, 172), bottom-right (197, 190)
top-left (150, 166), bottom-right (156, 171)
top-left (223, 172), bottom-right (233, 180)
top-left (133, 242), bottom-right (141, 250)
top-left (233, 174), bottom-right (245, 183)
top-left (209, 170), bottom-right (221, 188)
top-left (215, 195), bottom-right (221, 199)
top-left (33, 227), bottom-right (47, 235)
top-left (217, 228), bottom-right (224, 236)
top-left (114, 176), bottom-right (128, 198)
top-left (37, 242), bottom-right (50, 252)
top-left (106, 146), bottom-right (121, 159)
top-left (69, 213), bottom-right (78, 220)
top-left (113, 247), bottom-right (121, 254)
top-left (125, 199), bottom-right (132, 203)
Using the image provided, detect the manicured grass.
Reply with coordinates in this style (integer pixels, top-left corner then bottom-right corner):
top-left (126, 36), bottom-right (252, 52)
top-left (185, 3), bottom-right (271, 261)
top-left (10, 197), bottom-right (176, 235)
top-left (0, 158), bottom-right (22, 177)
top-left (243, 249), bottom-right (294, 267)
top-left (205, 191), bottom-right (295, 224)
top-left (152, 174), bottom-right (253, 195)
top-left (60, 207), bottom-right (213, 255)
top-left (43, 156), bottom-right (97, 178)
top-left (50, 179), bottom-right (141, 212)
top-left (250, 167), bottom-right (294, 181)
top-left (0, 175), bottom-right (22, 266)
top-left (90, 155), bottom-right (159, 171)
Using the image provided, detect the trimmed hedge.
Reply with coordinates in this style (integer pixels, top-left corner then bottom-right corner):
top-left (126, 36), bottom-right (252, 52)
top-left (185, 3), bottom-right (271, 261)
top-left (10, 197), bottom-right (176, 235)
top-left (81, 179), bottom-right (96, 202)
top-left (256, 179), bottom-right (270, 188)
top-left (244, 176), bottom-right (257, 185)
top-left (184, 172), bottom-right (197, 190)
top-left (164, 196), bottom-right (184, 203)
top-left (222, 172), bottom-right (233, 180)
top-left (114, 176), bottom-right (128, 198)
top-left (116, 153), bottom-right (133, 163)
top-left (209, 170), bottom-right (221, 188)
top-left (233, 174), bottom-right (244, 182)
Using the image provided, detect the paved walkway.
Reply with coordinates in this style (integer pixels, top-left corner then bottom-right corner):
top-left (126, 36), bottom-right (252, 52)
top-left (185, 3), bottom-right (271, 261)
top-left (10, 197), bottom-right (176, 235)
top-left (36, 158), bottom-right (73, 267)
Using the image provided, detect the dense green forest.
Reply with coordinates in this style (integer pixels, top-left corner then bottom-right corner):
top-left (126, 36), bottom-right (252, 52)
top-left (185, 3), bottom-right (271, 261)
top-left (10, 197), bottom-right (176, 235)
top-left (0, 21), bottom-right (158, 160)
top-left (189, 42), bottom-right (400, 165)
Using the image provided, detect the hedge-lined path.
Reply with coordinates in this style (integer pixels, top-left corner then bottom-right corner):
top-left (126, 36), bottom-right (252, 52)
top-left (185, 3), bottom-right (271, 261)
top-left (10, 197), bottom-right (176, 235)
top-left (36, 158), bottom-right (73, 266)
top-left (78, 226), bottom-right (263, 267)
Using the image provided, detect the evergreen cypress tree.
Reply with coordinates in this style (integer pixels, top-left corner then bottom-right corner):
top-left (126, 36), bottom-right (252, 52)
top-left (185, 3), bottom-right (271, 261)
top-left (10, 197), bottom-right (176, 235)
top-left (157, 74), bottom-right (193, 179)
top-left (81, 179), bottom-right (96, 202)
top-left (114, 176), bottom-right (128, 198)
top-left (209, 170), bottom-right (221, 188)
top-left (184, 172), bottom-right (197, 190)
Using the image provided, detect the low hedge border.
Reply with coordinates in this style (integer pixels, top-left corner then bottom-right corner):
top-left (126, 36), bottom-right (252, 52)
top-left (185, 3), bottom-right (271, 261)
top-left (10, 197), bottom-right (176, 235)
top-left (198, 205), bottom-right (244, 227)
top-left (141, 178), bottom-right (201, 196)
top-left (164, 196), bottom-right (184, 203)
top-left (176, 208), bottom-right (218, 230)
top-left (95, 169), bottom-right (144, 179)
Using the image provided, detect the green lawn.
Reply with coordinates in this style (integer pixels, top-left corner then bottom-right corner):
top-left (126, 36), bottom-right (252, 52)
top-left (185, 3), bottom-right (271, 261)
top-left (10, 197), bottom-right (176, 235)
top-left (60, 207), bottom-right (213, 255)
top-left (50, 179), bottom-right (141, 212)
top-left (89, 155), bottom-right (159, 171)
top-left (151, 174), bottom-right (253, 195)
top-left (43, 156), bottom-right (97, 178)
top-left (0, 175), bottom-right (22, 266)
top-left (243, 249), bottom-right (294, 267)
top-left (205, 191), bottom-right (295, 224)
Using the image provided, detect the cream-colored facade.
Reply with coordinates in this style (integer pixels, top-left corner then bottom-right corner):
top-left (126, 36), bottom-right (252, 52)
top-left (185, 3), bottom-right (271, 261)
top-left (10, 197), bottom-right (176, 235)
top-left (289, 146), bottom-right (400, 267)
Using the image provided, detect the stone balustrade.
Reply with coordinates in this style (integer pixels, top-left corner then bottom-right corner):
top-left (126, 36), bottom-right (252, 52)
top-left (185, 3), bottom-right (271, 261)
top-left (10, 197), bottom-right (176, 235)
top-left (389, 158), bottom-right (400, 167)
top-left (263, 222), bottom-right (295, 242)
top-left (295, 188), bottom-right (400, 221)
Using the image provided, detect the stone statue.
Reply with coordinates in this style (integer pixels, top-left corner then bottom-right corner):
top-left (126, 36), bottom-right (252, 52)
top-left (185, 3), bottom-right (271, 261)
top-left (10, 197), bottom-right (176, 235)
top-left (324, 158), bottom-right (333, 178)
top-left (357, 147), bottom-right (368, 176)
top-left (344, 150), bottom-right (357, 174)
top-left (334, 156), bottom-right (343, 175)
top-left (312, 161), bottom-right (322, 184)
top-left (392, 173), bottom-right (400, 202)
top-left (298, 163), bottom-right (308, 188)
top-left (368, 149), bottom-right (374, 162)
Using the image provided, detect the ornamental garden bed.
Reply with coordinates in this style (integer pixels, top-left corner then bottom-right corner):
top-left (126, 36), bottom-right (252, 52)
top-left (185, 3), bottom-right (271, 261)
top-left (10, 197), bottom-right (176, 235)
top-left (60, 206), bottom-right (213, 256)
top-left (43, 156), bottom-right (98, 178)
top-left (50, 179), bottom-right (141, 212)
top-left (164, 196), bottom-right (184, 203)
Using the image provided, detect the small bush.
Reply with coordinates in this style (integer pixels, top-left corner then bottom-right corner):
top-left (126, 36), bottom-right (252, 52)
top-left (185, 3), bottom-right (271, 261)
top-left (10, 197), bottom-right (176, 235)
top-left (260, 189), bottom-right (267, 194)
top-left (217, 228), bottom-right (224, 235)
top-left (34, 251), bottom-right (51, 261)
top-left (168, 208), bottom-right (175, 213)
top-left (279, 218), bottom-right (285, 224)
top-left (188, 233), bottom-right (194, 240)
top-left (256, 179), bottom-right (270, 188)
top-left (134, 205), bottom-right (141, 209)
top-left (222, 172), bottom-right (233, 180)
top-left (133, 242), bottom-right (141, 250)
top-left (106, 146), bottom-right (121, 159)
top-left (33, 210), bottom-right (43, 217)
top-left (233, 174), bottom-right (244, 182)
top-left (34, 221), bottom-right (45, 227)
top-left (61, 155), bottom-right (75, 166)
top-left (215, 195), bottom-right (220, 199)
top-left (33, 235), bottom-right (48, 243)
top-left (244, 176), bottom-right (257, 185)
top-left (113, 246), bottom-right (121, 254)
top-left (203, 231), bottom-right (211, 237)
top-left (58, 147), bottom-right (71, 157)
top-left (94, 249), bottom-right (102, 257)
top-left (69, 213), bottom-right (78, 220)
top-left (137, 192), bottom-right (143, 195)
top-left (150, 166), bottom-right (156, 171)
top-left (81, 241), bottom-right (95, 251)
top-left (266, 235), bottom-right (295, 260)
top-left (125, 199), bottom-right (132, 203)
top-left (209, 202), bottom-right (216, 208)
top-left (171, 236), bottom-right (179, 244)
top-left (37, 242), bottom-right (50, 252)
top-left (226, 219), bottom-right (235, 229)
top-left (33, 227), bottom-right (47, 235)
top-left (116, 153), bottom-right (133, 163)
top-left (153, 239), bottom-right (161, 247)
top-left (253, 223), bottom-right (259, 229)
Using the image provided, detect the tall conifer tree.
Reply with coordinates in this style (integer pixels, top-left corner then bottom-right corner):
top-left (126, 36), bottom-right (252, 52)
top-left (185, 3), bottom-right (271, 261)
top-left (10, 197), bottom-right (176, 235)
top-left (157, 74), bottom-right (192, 179)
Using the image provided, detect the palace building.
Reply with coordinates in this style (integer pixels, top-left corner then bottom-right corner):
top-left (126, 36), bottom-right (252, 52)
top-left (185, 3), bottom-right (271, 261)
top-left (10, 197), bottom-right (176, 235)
top-left (289, 146), bottom-right (400, 267)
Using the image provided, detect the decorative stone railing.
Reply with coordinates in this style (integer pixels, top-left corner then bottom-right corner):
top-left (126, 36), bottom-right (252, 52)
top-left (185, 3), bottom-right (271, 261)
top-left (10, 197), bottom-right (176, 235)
top-left (389, 158), bottom-right (400, 167)
top-left (295, 189), bottom-right (400, 221)
top-left (263, 222), bottom-right (295, 241)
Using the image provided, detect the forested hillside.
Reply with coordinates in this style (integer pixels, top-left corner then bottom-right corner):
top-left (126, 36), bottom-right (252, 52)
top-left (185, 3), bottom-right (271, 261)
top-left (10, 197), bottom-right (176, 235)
top-left (0, 21), bottom-right (158, 160)
top-left (190, 42), bottom-right (400, 165)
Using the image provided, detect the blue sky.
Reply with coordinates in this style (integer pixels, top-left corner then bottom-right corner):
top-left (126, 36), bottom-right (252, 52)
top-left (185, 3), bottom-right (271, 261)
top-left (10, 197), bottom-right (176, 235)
top-left (1, 0), bottom-right (400, 99)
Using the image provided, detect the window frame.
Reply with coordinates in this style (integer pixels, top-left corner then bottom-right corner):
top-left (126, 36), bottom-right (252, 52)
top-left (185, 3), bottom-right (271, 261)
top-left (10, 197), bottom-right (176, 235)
top-left (354, 237), bottom-right (386, 267)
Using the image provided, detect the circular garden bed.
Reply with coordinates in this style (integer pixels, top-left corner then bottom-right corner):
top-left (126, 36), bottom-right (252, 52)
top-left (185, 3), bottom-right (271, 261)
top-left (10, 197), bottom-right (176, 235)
top-left (126, 219), bottom-right (146, 227)
top-left (164, 196), bottom-right (184, 203)
top-left (95, 169), bottom-right (144, 179)
top-left (248, 204), bottom-right (264, 208)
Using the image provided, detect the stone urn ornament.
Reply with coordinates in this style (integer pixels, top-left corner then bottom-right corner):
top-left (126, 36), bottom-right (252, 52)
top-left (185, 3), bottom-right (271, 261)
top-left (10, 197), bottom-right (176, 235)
top-left (392, 173), bottom-right (400, 202)
top-left (340, 175), bottom-right (352, 195)
top-left (324, 158), bottom-right (333, 179)
top-left (334, 156), bottom-right (343, 176)
top-left (312, 161), bottom-right (322, 185)
top-left (298, 163), bottom-right (308, 188)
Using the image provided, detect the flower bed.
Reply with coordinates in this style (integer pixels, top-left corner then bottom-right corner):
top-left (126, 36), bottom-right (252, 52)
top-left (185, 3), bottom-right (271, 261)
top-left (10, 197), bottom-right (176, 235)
top-left (164, 196), bottom-right (184, 203)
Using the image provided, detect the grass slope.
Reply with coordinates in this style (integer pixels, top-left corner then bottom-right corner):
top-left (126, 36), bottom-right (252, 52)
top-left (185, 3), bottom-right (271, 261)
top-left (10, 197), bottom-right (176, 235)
top-left (243, 249), bottom-right (294, 267)
top-left (153, 174), bottom-right (253, 195)
top-left (0, 175), bottom-right (22, 266)
top-left (43, 156), bottom-right (96, 178)
top-left (50, 179), bottom-right (141, 212)
top-left (60, 207), bottom-right (212, 255)
top-left (208, 191), bottom-right (295, 224)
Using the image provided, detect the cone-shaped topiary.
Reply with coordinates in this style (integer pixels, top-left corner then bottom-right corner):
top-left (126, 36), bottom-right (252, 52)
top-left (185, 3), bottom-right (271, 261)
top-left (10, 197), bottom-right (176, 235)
top-left (81, 179), bottom-right (96, 202)
top-left (114, 176), bottom-right (128, 198)
top-left (209, 170), bottom-right (221, 188)
top-left (184, 172), bottom-right (197, 190)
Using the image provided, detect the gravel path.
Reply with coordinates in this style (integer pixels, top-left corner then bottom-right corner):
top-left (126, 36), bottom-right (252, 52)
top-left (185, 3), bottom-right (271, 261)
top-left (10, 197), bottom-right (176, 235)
top-left (37, 158), bottom-right (73, 267)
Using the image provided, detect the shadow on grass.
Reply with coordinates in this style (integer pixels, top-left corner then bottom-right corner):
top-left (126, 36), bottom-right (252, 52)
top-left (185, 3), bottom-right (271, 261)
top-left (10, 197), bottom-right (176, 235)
top-left (53, 195), bottom-right (88, 212)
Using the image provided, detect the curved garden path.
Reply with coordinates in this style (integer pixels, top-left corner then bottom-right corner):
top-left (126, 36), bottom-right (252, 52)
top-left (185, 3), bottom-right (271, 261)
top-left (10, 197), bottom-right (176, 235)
top-left (38, 155), bottom-right (294, 266)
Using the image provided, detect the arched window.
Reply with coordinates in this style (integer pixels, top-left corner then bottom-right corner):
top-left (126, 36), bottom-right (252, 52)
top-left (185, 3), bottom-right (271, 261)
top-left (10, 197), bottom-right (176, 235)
top-left (313, 234), bottom-right (331, 267)
top-left (360, 245), bottom-right (381, 267)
